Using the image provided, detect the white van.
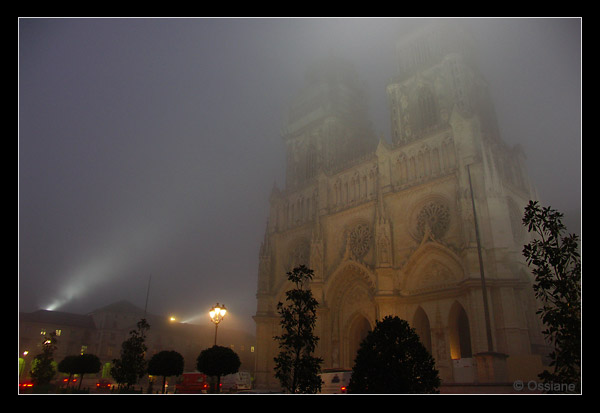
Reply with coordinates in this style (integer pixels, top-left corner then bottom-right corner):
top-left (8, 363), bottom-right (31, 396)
top-left (221, 371), bottom-right (252, 393)
top-left (320, 370), bottom-right (352, 394)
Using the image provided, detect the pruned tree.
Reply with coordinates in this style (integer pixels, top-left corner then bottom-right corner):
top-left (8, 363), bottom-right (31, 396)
top-left (273, 265), bottom-right (323, 393)
top-left (73, 353), bottom-right (101, 390)
top-left (58, 355), bottom-right (79, 388)
top-left (148, 350), bottom-right (184, 393)
top-left (522, 200), bottom-right (581, 393)
top-left (196, 345), bottom-right (240, 393)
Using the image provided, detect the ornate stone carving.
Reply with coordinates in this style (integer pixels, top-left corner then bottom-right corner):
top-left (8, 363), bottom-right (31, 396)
top-left (417, 261), bottom-right (453, 290)
top-left (507, 197), bottom-right (525, 243)
top-left (348, 223), bottom-right (372, 258)
top-left (289, 240), bottom-right (309, 270)
top-left (416, 202), bottom-right (450, 240)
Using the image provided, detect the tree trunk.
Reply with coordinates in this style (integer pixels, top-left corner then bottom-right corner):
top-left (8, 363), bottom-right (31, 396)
top-left (162, 375), bottom-right (166, 394)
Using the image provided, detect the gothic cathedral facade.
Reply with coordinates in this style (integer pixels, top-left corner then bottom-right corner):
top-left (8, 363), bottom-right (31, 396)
top-left (254, 23), bottom-right (547, 390)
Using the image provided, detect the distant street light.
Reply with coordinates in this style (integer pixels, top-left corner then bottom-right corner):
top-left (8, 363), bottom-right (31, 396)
top-left (19, 351), bottom-right (29, 380)
top-left (209, 303), bottom-right (227, 346)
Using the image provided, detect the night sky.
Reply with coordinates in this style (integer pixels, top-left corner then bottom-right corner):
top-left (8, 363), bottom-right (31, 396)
top-left (18, 18), bottom-right (581, 334)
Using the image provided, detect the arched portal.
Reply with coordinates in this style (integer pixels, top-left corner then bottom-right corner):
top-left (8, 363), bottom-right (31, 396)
top-left (449, 302), bottom-right (472, 360)
top-left (324, 260), bottom-right (376, 369)
top-left (413, 306), bottom-right (432, 354)
top-left (348, 315), bottom-right (371, 367)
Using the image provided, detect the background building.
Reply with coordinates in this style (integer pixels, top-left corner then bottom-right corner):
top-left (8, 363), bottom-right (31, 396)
top-left (19, 300), bottom-right (255, 386)
top-left (254, 22), bottom-right (548, 391)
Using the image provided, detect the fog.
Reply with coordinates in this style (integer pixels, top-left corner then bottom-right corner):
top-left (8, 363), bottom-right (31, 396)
top-left (18, 18), bottom-right (581, 334)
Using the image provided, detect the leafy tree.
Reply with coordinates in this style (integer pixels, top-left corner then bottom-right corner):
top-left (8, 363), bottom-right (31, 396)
top-left (111, 318), bottom-right (150, 391)
top-left (273, 265), bottom-right (323, 393)
top-left (58, 355), bottom-right (79, 388)
top-left (148, 350), bottom-right (184, 393)
top-left (30, 331), bottom-right (58, 386)
top-left (196, 345), bottom-right (240, 393)
top-left (522, 200), bottom-right (581, 393)
top-left (348, 316), bottom-right (440, 394)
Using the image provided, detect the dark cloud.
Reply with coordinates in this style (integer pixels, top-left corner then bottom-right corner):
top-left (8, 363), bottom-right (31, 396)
top-left (19, 18), bottom-right (581, 334)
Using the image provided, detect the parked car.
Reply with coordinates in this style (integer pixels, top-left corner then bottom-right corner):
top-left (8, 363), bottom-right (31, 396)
top-left (59, 377), bottom-right (78, 388)
top-left (96, 379), bottom-right (113, 391)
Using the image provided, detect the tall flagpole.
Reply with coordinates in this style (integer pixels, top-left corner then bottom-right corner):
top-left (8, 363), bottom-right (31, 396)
top-left (467, 164), bottom-right (494, 352)
top-left (144, 275), bottom-right (152, 317)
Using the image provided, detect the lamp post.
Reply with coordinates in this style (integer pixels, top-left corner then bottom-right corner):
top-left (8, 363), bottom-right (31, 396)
top-left (209, 303), bottom-right (227, 346)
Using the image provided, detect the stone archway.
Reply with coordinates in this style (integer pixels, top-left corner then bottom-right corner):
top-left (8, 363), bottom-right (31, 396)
top-left (413, 306), bottom-right (432, 354)
top-left (448, 301), bottom-right (472, 360)
top-left (324, 261), bottom-right (376, 370)
top-left (347, 315), bottom-right (371, 368)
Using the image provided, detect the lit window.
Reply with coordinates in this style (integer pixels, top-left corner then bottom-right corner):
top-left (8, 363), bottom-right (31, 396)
top-left (80, 345), bottom-right (88, 355)
top-left (40, 329), bottom-right (46, 335)
top-left (55, 329), bottom-right (62, 336)
top-left (250, 346), bottom-right (255, 353)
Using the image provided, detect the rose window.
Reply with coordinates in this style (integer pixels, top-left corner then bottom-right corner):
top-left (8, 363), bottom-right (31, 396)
top-left (416, 202), bottom-right (450, 240)
top-left (349, 224), bottom-right (372, 258)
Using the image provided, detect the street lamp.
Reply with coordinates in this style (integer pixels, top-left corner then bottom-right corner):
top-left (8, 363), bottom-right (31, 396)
top-left (209, 303), bottom-right (227, 346)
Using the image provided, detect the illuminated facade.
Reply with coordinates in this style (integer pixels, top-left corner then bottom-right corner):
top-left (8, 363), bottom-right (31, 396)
top-left (254, 22), bottom-right (548, 390)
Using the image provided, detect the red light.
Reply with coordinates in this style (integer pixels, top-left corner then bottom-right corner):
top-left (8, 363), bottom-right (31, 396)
top-left (341, 386), bottom-right (347, 393)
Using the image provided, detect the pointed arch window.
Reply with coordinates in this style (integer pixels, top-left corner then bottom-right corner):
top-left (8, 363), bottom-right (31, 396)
top-left (413, 307), bottom-right (432, 354)
top-left (449, 302), bottom-right (473, 360)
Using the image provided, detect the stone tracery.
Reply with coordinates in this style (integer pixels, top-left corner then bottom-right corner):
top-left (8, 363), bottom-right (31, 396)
top-left (416, 201), bottom-right (450, 240)
top-left (348, 223), bottom-right (372, 258)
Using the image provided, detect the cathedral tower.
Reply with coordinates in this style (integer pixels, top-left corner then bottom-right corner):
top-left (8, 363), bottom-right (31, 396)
top-left (254, 22), bottom-right (547, 391)
top-left (281, 55), bottom-right (378, 190)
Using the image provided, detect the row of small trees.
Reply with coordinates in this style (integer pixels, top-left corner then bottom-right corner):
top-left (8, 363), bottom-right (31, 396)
top-left (273, 201), bottom-right (581, 394)
top-left (107, 318), bottom-right (242, 393)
